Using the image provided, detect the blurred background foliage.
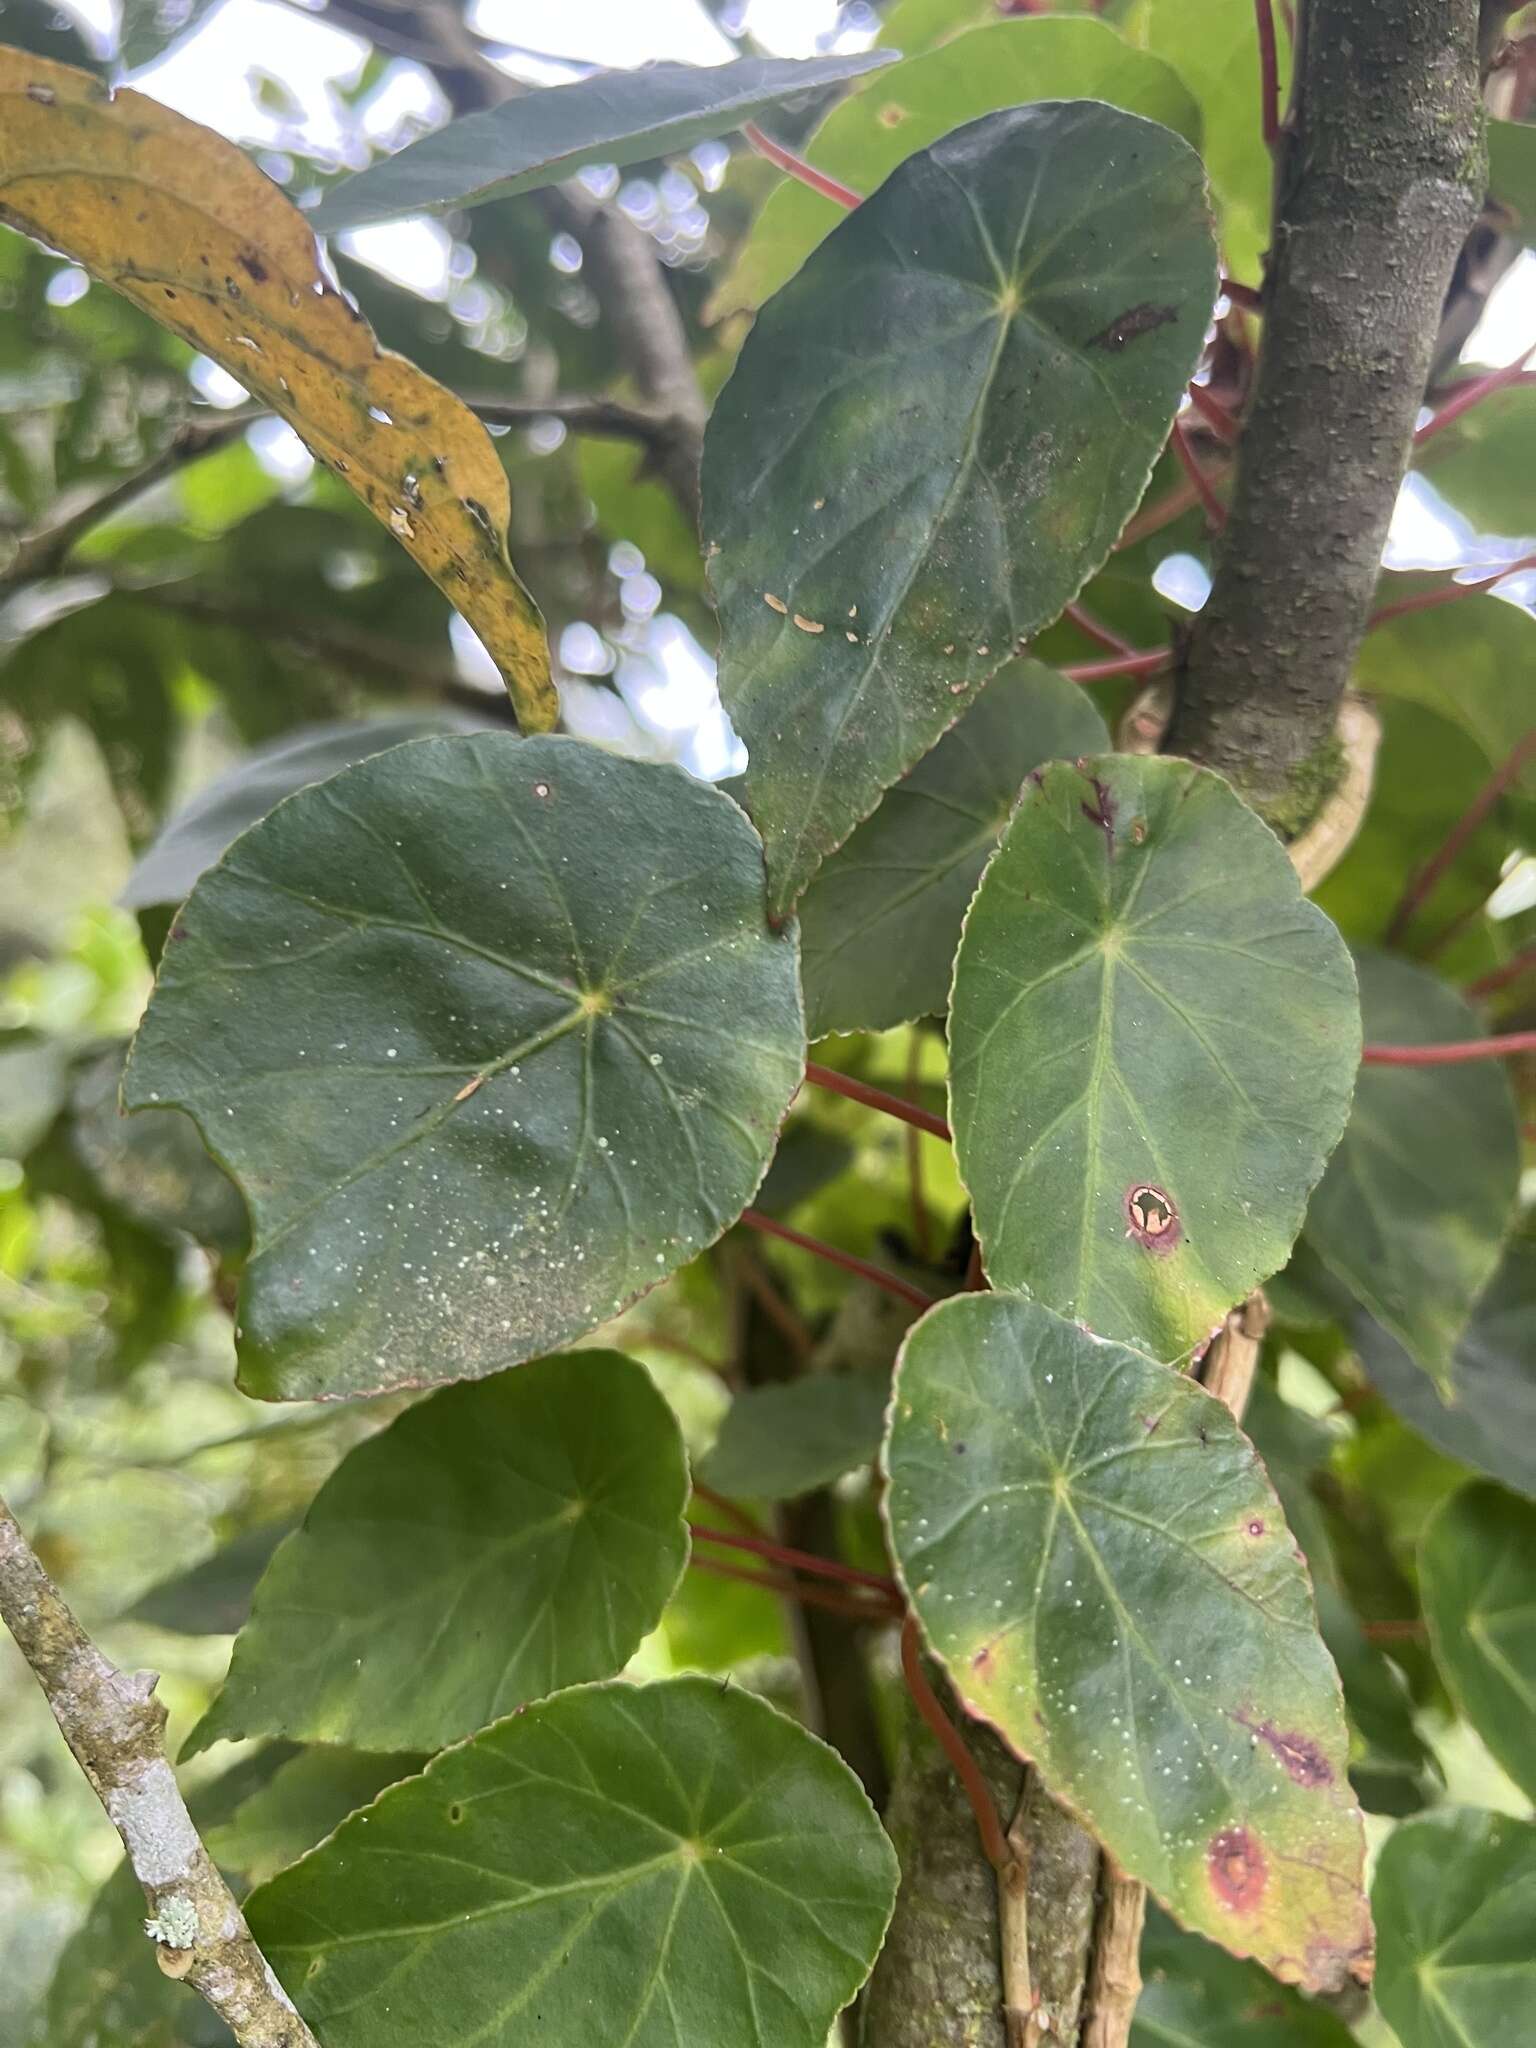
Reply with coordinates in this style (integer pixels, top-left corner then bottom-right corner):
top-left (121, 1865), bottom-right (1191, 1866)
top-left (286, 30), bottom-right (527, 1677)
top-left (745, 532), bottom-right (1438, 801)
top-left (0, 0), bottom-right (1532, 2041)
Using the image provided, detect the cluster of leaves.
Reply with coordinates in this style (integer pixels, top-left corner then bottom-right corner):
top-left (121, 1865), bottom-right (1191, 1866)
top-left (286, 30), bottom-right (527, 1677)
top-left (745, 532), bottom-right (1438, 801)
top-left (1, 4), bottom-right (1533, 2046)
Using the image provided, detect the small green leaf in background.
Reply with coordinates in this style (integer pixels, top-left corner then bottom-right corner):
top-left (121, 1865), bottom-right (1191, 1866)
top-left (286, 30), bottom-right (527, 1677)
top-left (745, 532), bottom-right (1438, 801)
top-left (1373, 1807), bottom-right (1536, 2048)
top-left (247, 1676), bottom-right (900, 2048)
top-left (128, 1521), bottom-right (293, 1635)
top-left (205, 1747), bottom-right (425, 1887)
top-left (1302, 952), bottom-right (1519, 1394)
top-left (704, 102), bottom-right (1215, 918)
top-left (949, 755), bottom-right (1359, 1363)
top-left (310, 52), bottom-right (898, 230)
top-left (712, 18), bottom-right (1201, 318)
top-left (798, 661), bottom-right (1109, 1038)
top-left (1489, 118), bottom-right (1536, 250)
top-left (125, 734), bottom-right (805, 1400)
top-left (1421, 1483), bottom-right (1536, 1806)
top-left (1354, 1233), bottom-right (1536, 1501)
top-left (1132, 1906), bottom-right (1358, 2046)
top-left (186, 1351), bottom-right (689, 1755)
top-left (70, 1042), bottom-right (248, 1253)
top-left (1416, 384), bottom-right (1536, 538)
top-left (700, 1370), bottom-right (888, 1502)
top-left (122, 714), bottom-right (482, 912)
top-left (883, 1292), bottom-right (1371, 1993)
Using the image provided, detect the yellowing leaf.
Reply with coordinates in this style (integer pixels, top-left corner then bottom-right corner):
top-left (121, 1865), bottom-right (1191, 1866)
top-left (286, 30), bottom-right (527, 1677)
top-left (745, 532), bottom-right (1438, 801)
top-left (0, 48), bottom-right (556, 731)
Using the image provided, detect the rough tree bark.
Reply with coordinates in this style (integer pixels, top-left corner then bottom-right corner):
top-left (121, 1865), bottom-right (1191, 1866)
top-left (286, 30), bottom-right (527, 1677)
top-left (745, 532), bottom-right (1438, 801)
top-left (1168, 0), bottom-right (1486, 820)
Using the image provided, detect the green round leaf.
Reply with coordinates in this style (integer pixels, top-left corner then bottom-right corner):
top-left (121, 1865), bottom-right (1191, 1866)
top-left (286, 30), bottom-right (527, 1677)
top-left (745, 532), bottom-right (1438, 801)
top-left (1302, 952), bottom-right (1519, 1394)
top-left (714, 19), bottom-right (1202, 318)
top-left (246, 1676), bottom-right (900, 2048)
top-left (700, 1371), bottom-right (889, 1502)
top-left (185, 1351), bottom-right (689, 1755)
top-left (798, 660), bottom-right (1109, 1037)
top-left (311, 53), bottom-right (898, 230)
top-left (122, 714), bottom-right (479, 912)
top-left (1133, 1906), bottom-right (1358, 2047)
top-left (1355, 1234), bottom-right (1536, 1501)
top-left (883, 1292), bottom-right (1371, 1994)
top-left (1421, 1482), bottom-right (1536, 1806)
top-left (70, 1042), bottom-right (248, 1253)
top-left (123, 733), bottom-right (805, 1400)
top-left (1374, 1808), bottom-right (1536, 2048)
top-left (949, 755), bottom-right (1359, 1362)
top-left (704, 103), bottom-right (1216, 918)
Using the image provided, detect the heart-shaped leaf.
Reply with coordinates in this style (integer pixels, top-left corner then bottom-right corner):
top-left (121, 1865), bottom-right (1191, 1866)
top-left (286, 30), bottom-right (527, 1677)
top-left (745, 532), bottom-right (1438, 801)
top-left (704, 103), bottom-right (1216, 918)
top-left (0, 49), bottom-right (555, 730)
top-left (1374, 1808), bottom-right (1536, 2048)
top-left (185, 1351), bottom-right (688, 1754)
top-left (712, 19), bottom-right (1201, 319)
top-left (949, 755), bottom-right (1359, 1362)
top-left (70, 1043), bottom-right (248, 1253)
top-left (700, 1371), bottom-right (889, 1501)
top-left (1302, 952), bottom-right (1519, 1393)
top-left (883, 1291), bottom-right (1371, 1993)
top-left (205, 1748), bottom-right (424, 1887)
top-left (311, 52), bottom-right (898, 230)
top-left (124, 734), bottom-right (805, 1400)
top-left (798, 660), bottom-right (1108, 1037)
top-left (123, 714), bottom-right (482, 912)
top-left (246, 1676), bottom-right (900, 2048)
top-left (1421, 1482), bottom-right (1536, 1806)
top-left (1354, 1233), bottom-right (1536, 1501)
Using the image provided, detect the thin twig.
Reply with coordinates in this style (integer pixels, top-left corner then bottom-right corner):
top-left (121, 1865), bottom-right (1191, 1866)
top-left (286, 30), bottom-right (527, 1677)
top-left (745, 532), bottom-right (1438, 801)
top-left (899, 1620), bottom-right (1012, 1869)
top-left (689, 1521), bottom-right (902, 1600)
top-left (742, 122), bottom-right (862, 209)
top-left (739, 1208), bottom-right (935, 1312)
top-left (690, 1480), bottom-right (766, 1538)
top-left (1115, 474), bottom-right (1204, 549)
top-left (1414, 339), bottom-right (1536, 447)
top-left (906, 1029), bottom-right (933, 1262)
top-left (1060, 648), bottom-right (1169, 684)
top-left (1170, 417), bottom-right (1227, 529)
top-left (1361, 1032), bottom-right (1536, 1065)
top-left (1079, 1861), bottom-right (1148, 2048)
top-left (1370, 549), bottom-right (1536, 624)
top-left (1254, 0), bottom-right (1282, 147)
top-left (1063, 601), bottom-right (1136, 655)
top-left (1, 412), bottom-right (257, 585)
top-left (738, 1246), bottom-right (817, 1361)
top-left (1465, 947), bottom-right (1536, 1000)
top-left (460, 389), bottom-right (683, 449)
top-left (0, 1494), bottom-right (317, 2047)
top-left (687, 1550), bottom-right (892, 1623)
top-left (1184, 380), bottom-right (1241, 441)
top-left (803, 1060), bottom-right (951, 1140)
top-left (1385, 730), bottom-right (1536, 941)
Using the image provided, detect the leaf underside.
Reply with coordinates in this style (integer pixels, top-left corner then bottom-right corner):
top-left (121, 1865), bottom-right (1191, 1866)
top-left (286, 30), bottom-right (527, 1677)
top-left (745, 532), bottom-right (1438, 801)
top-left (883, 1291), bottom-right (1372, 1993)
top-left (124, 734), bottom-right (805, 1400)
top-left (704, 100), bottom-right (1217, 917)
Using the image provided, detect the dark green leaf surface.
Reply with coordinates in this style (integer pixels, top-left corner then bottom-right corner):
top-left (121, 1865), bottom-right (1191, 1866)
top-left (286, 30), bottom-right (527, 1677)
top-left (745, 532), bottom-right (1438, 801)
top-left (1302, 953), bottom-right (1519, 1394)
top-left (311, 53), bottom-right (897, 230)
top-left (798, 661), bottom-right (1108, 1037)
top-left (1132, 1906), bottom-right (1357, 2047)
top-left (1374, 1808), bottom-right (1536, 2048)
top-left (71, 1043), bottom-right (248, 1253)
top-left (205, 1747), bottom-right (424, 1886)
top-left (714, 19), bottom-right (1201, 318)
top-left (247, 1676), bottom-right (899, 2048)
top-left (883, 1293), bottom-right (1371, 1992)
top-left (705, 103), bottom-right (1215, 917)
top-left (186, 1352), bottom-right (689, 1755)
top-left (124, 734), bottom-right (804, 1399)
top-left (1421, 1483), bottom-right (1536, 1805)
top-left (949, 756), bottom-right (1359, 1362)
top-left (700, 1370), bottom-right (888, 1501)
top-left (1355, 1234), bottom-right (1536, 1500)
top-left (128, 1520), bottom-right (293, 1635)
top-left (122, 714), bottom-right (478, 911)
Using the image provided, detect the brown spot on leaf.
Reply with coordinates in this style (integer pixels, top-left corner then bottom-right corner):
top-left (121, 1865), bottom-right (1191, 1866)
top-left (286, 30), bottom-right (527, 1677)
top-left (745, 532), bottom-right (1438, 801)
top-left (237, 249), bottom-right (269, 283)
top-left (1080, 775), bottom-right (1116, 850)
top-left (971, 1644), bottom-right (994, 1678)
top-left (1237, 1711), bottom-right (1334, 1787)
top-left (1208, 1827), bottom-right (1267, 1913)
top-left (1245, 1518), bottom-right (1266, 1538)
top-left (1088, 302), bottom-right (1179, 351)
top-left (1125, 1183), bottom-right (1180, 1255)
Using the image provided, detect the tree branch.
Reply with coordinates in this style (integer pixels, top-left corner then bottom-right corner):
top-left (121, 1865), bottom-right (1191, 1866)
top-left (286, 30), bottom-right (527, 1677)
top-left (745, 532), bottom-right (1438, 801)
top-left (1168, 0), bottom-right (1486, 815)
top-left (0, 1493), bottom-right (317, 2047)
